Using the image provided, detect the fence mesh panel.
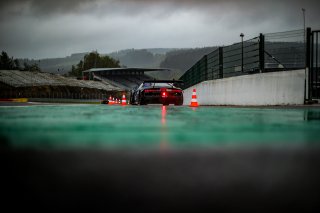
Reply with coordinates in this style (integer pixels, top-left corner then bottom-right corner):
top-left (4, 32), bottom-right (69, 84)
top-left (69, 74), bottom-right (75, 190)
top-left (223, 37), bottom-right (259, 77)
top-left (207, 50), bottom-right (220, 80)
top-left (264, 29), bottom-right (305, 69)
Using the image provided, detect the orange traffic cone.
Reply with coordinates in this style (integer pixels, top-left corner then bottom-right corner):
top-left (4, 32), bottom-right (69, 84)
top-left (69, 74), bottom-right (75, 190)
top-left (108, 95), bottom-right (113, 105)
top-left (190, 88), bottom-right (199, 107)
top-left (121, 94), bottom-right (127, 105)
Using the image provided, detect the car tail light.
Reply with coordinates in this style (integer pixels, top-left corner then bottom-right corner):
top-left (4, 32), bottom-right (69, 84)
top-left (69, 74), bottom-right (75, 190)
top-left (160, 88), bottom-right (168, 98)
top-left (162, 92), bottom-right (168, 97)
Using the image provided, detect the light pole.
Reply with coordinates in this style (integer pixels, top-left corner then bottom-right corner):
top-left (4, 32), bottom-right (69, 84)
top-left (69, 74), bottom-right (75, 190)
top-left (302, 8), bottom-right (305, 33)
top-left (302, 8), bottom-right (306, 61)
top-left (240, 33), bottom-right (244, 72)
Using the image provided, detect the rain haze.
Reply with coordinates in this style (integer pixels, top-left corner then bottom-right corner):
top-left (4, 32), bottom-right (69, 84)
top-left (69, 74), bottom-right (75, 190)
top-left (0, 0), bottom-right (319, 59)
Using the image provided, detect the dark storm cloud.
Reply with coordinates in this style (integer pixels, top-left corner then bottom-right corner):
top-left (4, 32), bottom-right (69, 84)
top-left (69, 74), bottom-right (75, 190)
top-left (0, 0), bottom-right (93, 16)
top-left (1, 0), bottom-right (319, 28)
top-left (1, 0), bottom-right (319, 26)
top-left (1, 0), bottom-right (319, 15)
top-left (1, 0), bottom-right (319, 59)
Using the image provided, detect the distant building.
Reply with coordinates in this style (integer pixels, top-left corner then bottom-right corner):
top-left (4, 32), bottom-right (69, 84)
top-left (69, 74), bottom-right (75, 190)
top-left (82, 68), bottom-right (170, 90)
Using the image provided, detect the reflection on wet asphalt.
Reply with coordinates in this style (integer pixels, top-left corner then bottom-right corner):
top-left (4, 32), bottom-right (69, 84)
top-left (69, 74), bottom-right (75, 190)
top-left (1, 104), bottom-right (320, 211)
top-left (0, 104), bottom-right (320, 149)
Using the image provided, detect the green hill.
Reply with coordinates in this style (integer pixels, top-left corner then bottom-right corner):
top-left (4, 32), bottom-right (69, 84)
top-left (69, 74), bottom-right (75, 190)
top-left (17, 47), bottom-right (218, 80)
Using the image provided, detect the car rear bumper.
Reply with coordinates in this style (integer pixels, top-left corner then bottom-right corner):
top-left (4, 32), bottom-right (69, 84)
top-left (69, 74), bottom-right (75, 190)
top-left (142, 96), bottom-right (183, 105)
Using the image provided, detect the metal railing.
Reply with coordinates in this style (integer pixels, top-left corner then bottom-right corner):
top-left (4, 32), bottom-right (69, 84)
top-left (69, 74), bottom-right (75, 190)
top-left (180, 29), bottom-right (305, 89)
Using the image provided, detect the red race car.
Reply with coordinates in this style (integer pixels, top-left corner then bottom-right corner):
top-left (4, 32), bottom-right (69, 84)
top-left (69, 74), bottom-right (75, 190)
top-left (130, 80), bottom-right (184, 105)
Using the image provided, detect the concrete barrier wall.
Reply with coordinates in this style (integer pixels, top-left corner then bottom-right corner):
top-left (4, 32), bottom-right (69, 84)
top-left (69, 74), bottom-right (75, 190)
top-left (183, 70), bottom-right (305, 106)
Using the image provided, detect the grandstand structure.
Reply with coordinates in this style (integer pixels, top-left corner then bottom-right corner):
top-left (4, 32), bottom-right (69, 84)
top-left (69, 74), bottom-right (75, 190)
top-left (0, 70), bottom-right (122, 99)
top-left (0, 68), bottom-right (170, 99)
top-left (0, 70), bottom-right (120, 90)
top-left (82, 68), bottom-right (170, 90)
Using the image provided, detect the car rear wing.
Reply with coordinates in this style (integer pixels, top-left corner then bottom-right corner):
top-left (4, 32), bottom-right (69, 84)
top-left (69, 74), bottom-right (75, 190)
top-left (143, 80), bottom-right (184, 88)
top-left (143, 80), bottom-right (184, 84)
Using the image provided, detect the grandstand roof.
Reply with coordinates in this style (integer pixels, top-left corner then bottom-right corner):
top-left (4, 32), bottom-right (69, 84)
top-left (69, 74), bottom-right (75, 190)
top-left (83, 68), bottom-right (170, 73)
top-left (0, 70), bottom-right (121, 91)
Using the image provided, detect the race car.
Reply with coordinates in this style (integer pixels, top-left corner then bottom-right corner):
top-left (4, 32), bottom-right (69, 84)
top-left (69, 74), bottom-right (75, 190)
top-left (130, 80), bottom-right (184, 105)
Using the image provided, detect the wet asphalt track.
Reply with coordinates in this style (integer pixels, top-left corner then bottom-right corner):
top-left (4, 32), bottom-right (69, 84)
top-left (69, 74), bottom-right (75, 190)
top-left (1, 104), bottom-right (320, 211)
top-left (1, 104), bottom-right (320, 149)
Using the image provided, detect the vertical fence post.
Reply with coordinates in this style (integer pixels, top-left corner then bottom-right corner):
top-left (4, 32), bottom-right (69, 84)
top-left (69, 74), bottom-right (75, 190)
top-left (259, 33), bottom-right (265, 73)
top-left (306, 27), bottom-right (312, 101)
top-left (204, 55), bottom-right (208, 81)
top-left (240, 33), bottom-right (244, 72)
top-left (219, 47), bottom-right (223, 78)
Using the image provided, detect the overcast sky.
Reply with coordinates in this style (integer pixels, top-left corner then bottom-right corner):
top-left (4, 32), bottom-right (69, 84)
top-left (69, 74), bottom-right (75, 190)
top-left (0, 0), bottom-right (319, 59)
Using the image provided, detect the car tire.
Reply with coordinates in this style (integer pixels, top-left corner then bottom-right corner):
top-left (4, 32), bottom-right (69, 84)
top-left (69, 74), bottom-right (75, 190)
top-left (130, 93), bottom-right (135, 105)
top-left (139, 100), bottom-right (146, 105)
top-left (174, 100), bottom-right (183, 106)
top-left (139, 96), bottom-right (146, 105)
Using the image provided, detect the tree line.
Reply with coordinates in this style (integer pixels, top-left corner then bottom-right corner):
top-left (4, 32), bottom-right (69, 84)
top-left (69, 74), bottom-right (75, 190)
top-left (0, 51), bottom-right (41, 71)
top-left (68, 51), bottom-right (120, 77)
top-left (160, 47), bottom-right (218, 72)
top-left (109, 49), bottom-right (164, 68)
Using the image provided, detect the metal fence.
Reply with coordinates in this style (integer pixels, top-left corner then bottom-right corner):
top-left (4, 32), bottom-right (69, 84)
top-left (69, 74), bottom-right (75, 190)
top-left (180, 29), bottom-right (305, 89)
top-left (264, 29), bottom-right (305, 70)
top-left (309, 29), bottom-right (320, 99)
top-left (223, 36), bottom-right (260, 77)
